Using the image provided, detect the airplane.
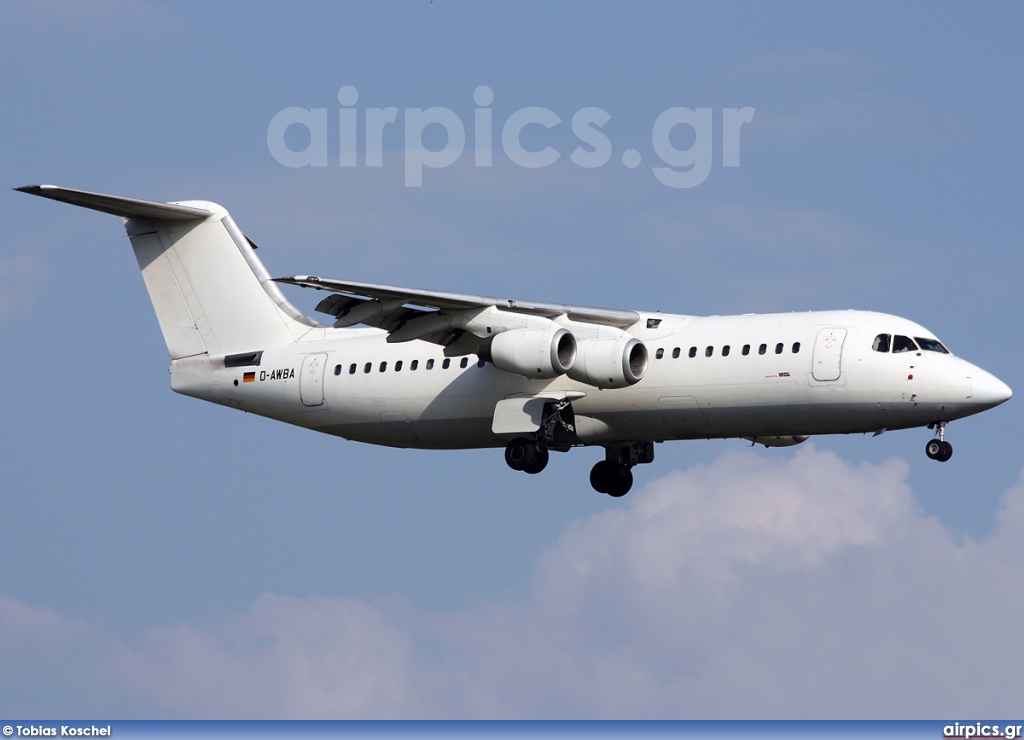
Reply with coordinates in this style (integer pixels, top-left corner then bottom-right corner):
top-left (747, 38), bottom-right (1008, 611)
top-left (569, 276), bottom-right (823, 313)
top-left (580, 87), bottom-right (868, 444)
top-left (16, 184), bottom-right (1012, 496)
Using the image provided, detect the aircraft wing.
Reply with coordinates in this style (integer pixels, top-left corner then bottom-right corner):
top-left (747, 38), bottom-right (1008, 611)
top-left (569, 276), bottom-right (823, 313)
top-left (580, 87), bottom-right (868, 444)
top-left (274, 275), bottom-right (641, 349)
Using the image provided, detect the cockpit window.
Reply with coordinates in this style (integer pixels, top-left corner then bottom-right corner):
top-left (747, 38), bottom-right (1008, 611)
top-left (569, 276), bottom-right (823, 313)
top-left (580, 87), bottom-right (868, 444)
top-left (915, 337), bottom-right (949, 354)
top-left (872, 334), bottom-right (891, 352)
top-left (892, 335), bottom-right (918, 353)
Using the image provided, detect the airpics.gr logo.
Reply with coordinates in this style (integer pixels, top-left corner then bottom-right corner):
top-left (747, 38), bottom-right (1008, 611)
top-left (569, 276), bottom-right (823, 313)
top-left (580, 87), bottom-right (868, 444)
top-left (943, 724), bottom-right (1024, 739)
top-left (267, 86), bottom-right (755, 188)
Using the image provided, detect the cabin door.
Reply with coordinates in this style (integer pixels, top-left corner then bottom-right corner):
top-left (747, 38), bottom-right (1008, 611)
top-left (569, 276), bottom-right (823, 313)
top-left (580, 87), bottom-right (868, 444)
top-left (300, 353), bottom-right (327, 406)
top-left (811, 328), bottom-right (847, 382)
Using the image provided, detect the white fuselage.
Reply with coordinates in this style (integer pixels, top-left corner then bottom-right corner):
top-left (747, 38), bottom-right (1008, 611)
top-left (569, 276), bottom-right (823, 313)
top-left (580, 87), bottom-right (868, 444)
top-left (18, 184), bottom-right (1011, 492)
top-left (170, 308), bottom-right (1008, 450)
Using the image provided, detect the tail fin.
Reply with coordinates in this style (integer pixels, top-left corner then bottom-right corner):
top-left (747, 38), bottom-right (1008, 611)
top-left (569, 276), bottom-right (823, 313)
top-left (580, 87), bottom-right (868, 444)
top-left (17, 185), bottom-right (319, 359)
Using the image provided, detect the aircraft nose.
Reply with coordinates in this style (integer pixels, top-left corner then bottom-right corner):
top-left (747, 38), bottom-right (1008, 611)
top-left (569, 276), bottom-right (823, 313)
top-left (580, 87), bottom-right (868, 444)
top-left (972, 370), bottom-right (1013, 409)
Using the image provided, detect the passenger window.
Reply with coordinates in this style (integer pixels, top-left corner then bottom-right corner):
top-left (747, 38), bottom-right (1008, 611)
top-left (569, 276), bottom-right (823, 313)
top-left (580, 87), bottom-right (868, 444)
top-left (477, 359), bottom-right (486, 367)
top-left (775, 343), bottom-right (783, 354)
top-left (395, 360), bottom-right (403, 372)
top-left (872, 334), bottom-right (891, 353)
top-left (759, 344), bottom-right (767, 355)
top-left (722, 345), bottom-right (730, 357)
top-left (915, 337), bottom-right (949, 354)
top-left (689, 347), bottom-right (697, 358)
top-left (411, 359), bottom-right (419, 370)
top-left (349, 363), bottom-right (357, 375)
top-left (442, 358), bottom-right (451, 369)
top-left (460, 357), bottom-right (469, 368)
top-left (893, 335), bottom-right (918, 353)
top-left (792, 342), bottom-right (801, 353)
top-left (364, 362), bottom-right (371, 374)
top-left (672, 347), bottom-right (680, 359)
top-left (656, 348), bottom-right (664, 360)
top-left (705, 346), bottom-right (714, 358)
top-left (742, 344), bottom-right (750, 356)
top-left (379, 361), bottom-right (387, 372)
top-left (426, 358), bottom-right (435, 370)
top-left (334, 364), bottom-right (342, 376)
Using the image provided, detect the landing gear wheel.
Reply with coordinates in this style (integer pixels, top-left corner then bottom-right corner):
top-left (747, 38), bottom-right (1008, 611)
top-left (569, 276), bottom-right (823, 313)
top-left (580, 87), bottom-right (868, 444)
top-left (925, 438), bottom-right (953, 462)
top-left (590, 460), bottom-right (612, 494)
top-left (589, 460), bottom-right (633, 497)
top-left (523, 447), bottom-right (549, 474)
top-left (504, 437), bottom-right (537, 472)
top-left (606, 467), bottom-right (633, 497)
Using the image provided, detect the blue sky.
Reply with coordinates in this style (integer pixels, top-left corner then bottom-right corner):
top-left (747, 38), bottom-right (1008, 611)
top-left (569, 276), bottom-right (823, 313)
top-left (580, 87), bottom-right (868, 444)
top-left (1, 0), bottom-right (1022, 718)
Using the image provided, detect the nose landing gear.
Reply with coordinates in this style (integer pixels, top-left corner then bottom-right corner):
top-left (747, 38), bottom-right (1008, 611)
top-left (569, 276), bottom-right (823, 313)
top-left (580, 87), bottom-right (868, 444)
top-left (925, 421), bottom-right (953, 462)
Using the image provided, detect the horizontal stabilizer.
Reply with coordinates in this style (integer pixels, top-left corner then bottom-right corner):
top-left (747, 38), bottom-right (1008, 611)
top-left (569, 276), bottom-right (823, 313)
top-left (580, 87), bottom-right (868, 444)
top-left (15, 184), bottom-right (211, 221)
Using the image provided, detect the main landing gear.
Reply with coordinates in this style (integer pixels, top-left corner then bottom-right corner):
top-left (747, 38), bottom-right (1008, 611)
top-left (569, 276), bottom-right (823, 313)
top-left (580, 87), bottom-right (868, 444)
top-left (590, 442), bottom-right (655, 497)
top-left (925, 421), bottom-right (953, 462)
top-left (501, 399), bottom-right (655, 496)
top-left (504, 437), bottom-right (549, 474)
top-left (590, 460), bottom-right (632, 497)
top-left (503, 399), bottom-right (575, 476)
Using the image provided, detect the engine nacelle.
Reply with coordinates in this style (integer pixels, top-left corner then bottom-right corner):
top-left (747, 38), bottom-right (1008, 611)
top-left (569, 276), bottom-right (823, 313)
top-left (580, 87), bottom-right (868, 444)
top-left (567, 336), bottom-right (648, 389)
top-left (746, 435), bottom-right (810, 448)
top-left (482, 326), bottom-right (577, 379)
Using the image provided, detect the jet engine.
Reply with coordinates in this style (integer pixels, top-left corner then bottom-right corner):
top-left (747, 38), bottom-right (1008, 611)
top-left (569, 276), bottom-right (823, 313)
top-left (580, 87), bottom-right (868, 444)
top-left (481, 326), bottom-right (577, 379)
top-left (746, 435), bottom-right (810, 448)
top-left (567, 336), bottom-right (648, 389)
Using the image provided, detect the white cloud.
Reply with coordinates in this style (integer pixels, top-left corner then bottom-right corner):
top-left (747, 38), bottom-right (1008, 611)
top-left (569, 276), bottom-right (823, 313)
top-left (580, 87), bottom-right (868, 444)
top-left (5, 447), bottom-right (1024, 717)
top-left (0, 596), bottom-right (87, 648)
top-left (108, 595), bottom-right (418, 718)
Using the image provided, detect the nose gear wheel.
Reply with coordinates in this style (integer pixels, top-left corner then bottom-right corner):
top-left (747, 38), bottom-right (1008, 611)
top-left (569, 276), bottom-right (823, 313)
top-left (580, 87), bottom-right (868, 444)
top-left (925, 421), bottom-right (953, 462)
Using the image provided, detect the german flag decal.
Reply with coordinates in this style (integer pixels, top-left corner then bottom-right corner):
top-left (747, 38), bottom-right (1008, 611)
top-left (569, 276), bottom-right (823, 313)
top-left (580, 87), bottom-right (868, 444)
top-left (243, 372), bottom-right (256, 383)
